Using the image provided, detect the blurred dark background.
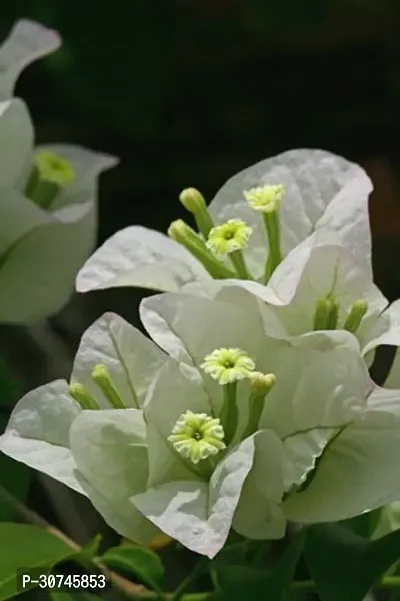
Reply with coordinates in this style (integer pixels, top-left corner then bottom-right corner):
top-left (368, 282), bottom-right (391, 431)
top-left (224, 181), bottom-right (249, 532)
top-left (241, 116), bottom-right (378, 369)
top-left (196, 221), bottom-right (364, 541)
top-left (1, 0), bottom-right (400, 591)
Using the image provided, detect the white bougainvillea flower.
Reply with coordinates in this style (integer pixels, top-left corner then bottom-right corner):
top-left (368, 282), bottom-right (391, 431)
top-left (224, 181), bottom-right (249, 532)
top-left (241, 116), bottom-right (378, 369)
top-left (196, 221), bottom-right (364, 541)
top-left (182, 230), bottom-right (400, 366)
top-left (3, 294), bottom-right (400, 556)
top-left (76, 148), bottom-right (372, 294)
top-left (0, 312), bottom-right (168, 543)
top-left (0, 19), bottom-right (61, 102)
top-left (134, 293), bottom-right (400, 549)
top-left (0, 20), bottom-right (118, 322)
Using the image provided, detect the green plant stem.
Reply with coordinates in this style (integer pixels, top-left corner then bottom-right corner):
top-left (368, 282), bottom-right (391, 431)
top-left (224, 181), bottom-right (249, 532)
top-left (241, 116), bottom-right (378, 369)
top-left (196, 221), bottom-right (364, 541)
top-left (263, 211), bottom-right (281, 283)
top-left (291, 576), bottom-right (400, 591)
top-left (229, 250), bottom-right (252, 279)
top-left (170, 559), bottom-right (208, 600)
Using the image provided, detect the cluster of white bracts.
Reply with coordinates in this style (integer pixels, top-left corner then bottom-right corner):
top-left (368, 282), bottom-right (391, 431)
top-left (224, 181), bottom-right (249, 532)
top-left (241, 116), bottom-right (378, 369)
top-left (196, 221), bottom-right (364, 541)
top-left (0, 20), bottom-right (117, 323)
top-left (3, 20), bottom-right (400, 559)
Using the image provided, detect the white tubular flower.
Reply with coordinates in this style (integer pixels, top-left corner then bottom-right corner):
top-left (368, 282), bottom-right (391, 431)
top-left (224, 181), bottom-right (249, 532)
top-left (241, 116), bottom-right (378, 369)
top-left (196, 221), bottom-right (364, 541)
top-left (206, 219), bottom-right (252, 258)
top-left (244, 184), bottom-right (285, 213)
top-left (201, 347), bottom-right (255, 384)
top-left (168, 410), bottom-right (226, 463)
top-left (0, 21), bottom-right (118, 323)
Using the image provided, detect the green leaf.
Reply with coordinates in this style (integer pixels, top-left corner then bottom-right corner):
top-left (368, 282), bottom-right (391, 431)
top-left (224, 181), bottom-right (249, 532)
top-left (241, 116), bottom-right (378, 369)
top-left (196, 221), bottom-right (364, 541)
top-left (0, 523), bottom-right (73, 599)
top-left (305, 523), bottom-right (400, 601)
top-left (216, 529), bottom-right (306, 600)
top-left (49, 592), bottom-right (103, 601)
top-left (0, 416), bottom-right (31, 521)
top-left (340, 508), bottom-right (382, 538)
top-left (0, 356), bottom-right (18, 404)
top-left (101, 545), bottom-right (164, 591)
top-left (73, 534), bottom-right (102, 562)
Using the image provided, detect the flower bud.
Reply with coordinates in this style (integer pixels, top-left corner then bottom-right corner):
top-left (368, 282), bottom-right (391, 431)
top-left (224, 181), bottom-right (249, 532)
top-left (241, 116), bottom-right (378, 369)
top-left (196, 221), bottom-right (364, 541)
top-left (168, 219), bottom-right (236, 279)
top-left (343, 299), bottom-right (368, 333)
top-left (91, 364), bottom-right (125, 409)
top-left (179, 188), bottom-right (214, 239)
top-left (69, 382), bottom-right (99, 410)
top-left (244, 184), bottom-right (285, 213)
top-left (249, 371), bottom-right (276, 396)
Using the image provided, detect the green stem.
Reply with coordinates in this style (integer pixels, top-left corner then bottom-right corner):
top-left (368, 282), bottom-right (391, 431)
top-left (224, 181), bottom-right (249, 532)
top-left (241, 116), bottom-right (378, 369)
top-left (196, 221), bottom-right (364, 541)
top-left (219, 382), bottom-right (238, 445)
top-left (292, 576), bottom-right (400, 591)
top-left (229, 250), bottom-right (252, 279)
top-left (170, 559), bottom-right (208, 601)
top-left (194, 210), bottom-right (214, 240)
top-left (242, 393), bottom-right (265, 439)
top-left (263, 211), bottom-right (281, 283)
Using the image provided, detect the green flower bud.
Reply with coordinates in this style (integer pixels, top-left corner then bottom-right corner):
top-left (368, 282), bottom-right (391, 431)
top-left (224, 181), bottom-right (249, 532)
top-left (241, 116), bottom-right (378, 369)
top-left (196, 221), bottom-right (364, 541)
top-left (249, 371), bottom-right (276, 395)
top-left (69, 383), bottom-right (99, 410)
top-left (179, 187), bottom-right (214, 239)
top-left (168, 219), bottom-right (236, 279)
top-left (91, 364), bottom-right (125, 409)
top-left (313, 297), bottom-right (340, 331)
top-left (243, 371), bottom-right (276, 438)
top-left (244, 184), bottom-right (285, 214)
top-left (343, 299), bottom-right (368, 333)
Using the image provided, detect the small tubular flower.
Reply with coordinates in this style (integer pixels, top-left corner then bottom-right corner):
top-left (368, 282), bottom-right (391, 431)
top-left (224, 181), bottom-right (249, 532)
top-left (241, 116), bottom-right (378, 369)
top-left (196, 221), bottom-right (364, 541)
top-left (69, 382), bottom-right (99, 410)
top-left (168, 410), bottom-right (226, 464)
top-left (244, 184), bottom-right (285, 213)
top-left (91, 363), bottom-right (126, 409)
top-left (25, 150), bottom-right (76, 209)
top-left (206, 219), bottom-right (252, 258)
top-left (200, 347), bottom-right (255, 385)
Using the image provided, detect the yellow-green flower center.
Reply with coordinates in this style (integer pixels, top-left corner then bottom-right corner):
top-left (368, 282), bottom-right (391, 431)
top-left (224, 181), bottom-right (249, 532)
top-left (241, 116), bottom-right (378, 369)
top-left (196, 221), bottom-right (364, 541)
top-left (244, 184), bottom-right (285, 213)
top-left (201, 347), bottom-right (255, 385)
top-left (206, 219), bottom-right (252, 258)
top-left (34, 151), bottom-right (75, 187)
top-left (168, 410), bottom-right (226, 464)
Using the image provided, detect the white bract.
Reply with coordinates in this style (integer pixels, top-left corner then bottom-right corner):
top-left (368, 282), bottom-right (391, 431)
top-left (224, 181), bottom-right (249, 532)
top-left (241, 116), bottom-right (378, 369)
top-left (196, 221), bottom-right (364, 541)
top-left (183, 230), bottom-right (400, 370)
top-left (76, 148), bottom-right (372, 293)
top-left (0, 20), bottom-right (118, 322)
top-left (5, 293), bottom-right (400, 557)
top-left (135, 293), bottom-right (400, 551)
top-left (0, 312), bottom-right (168, 544)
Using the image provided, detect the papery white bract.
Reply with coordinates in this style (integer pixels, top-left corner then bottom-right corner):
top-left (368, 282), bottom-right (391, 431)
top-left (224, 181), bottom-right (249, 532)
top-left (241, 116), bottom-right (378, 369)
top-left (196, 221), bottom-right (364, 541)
top-left (3, 293), bottom-right (400, 557)
top-left (136, 293), bottom-right (400, 549)
top-left (76, 149), bottom-right (372, 293)
top-left (0, 312), bottom-right (168, 543)
top-left (0, 21), bottom-right (118, 323)
top-left (181, 229), bottom-right (400, 366)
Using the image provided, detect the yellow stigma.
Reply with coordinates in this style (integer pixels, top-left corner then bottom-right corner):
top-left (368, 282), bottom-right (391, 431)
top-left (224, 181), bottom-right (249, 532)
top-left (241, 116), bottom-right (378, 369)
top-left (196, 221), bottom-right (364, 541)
top-left (168, 410), bottom-right (226, 464)
top-left (244, 184), bottom-right (285, 213)
top-left (200, 347), bottom-right (255, 385)
top-left (34, 151), bottom-right (75, 187)
top-left (206, 219), bottom-right (252, 258)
